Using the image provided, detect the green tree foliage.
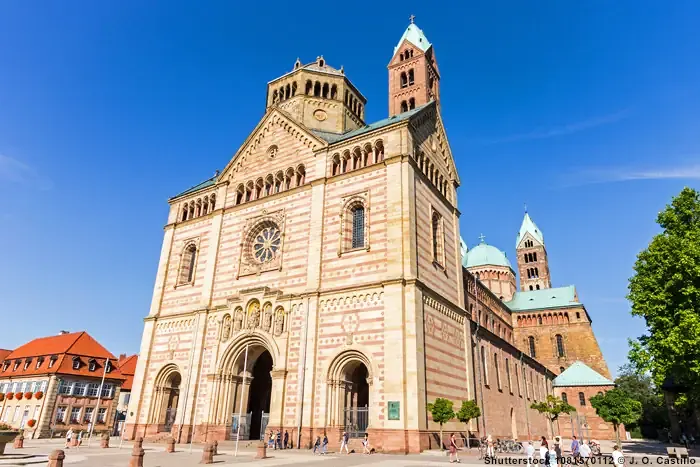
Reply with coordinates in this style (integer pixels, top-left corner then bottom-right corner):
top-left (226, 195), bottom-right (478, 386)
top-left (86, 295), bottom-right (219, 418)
top-left (590, 389), bottom-right (643, 448)
top-left (614, 365), bottom-right (669, 438)
top-left (530, 395), bottom-right (576, 435)
top-left (427, 398), bottom-right (455, 450)
top-left (456, 400), bottom-right (481, 448)
top-left (627, 187), bottom-right (700, 395)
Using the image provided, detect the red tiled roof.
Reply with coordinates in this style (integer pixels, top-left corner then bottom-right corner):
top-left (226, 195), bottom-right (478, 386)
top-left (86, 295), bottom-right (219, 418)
top-left (0, 350), bottom-right (11, 363)
top-left (0, 332), bottom-right (125, 382)
top-left (117, 355), bottom-right (138, 391)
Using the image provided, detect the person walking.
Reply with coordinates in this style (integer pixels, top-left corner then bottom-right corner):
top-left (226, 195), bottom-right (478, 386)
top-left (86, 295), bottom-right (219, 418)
top-left (312, 436), bottom-right (321, 454)
top-left (486, 434), bottom-right (495, 458)
top-left (539, 437), bottom-right (549, 464)
top-left (612, 445), bottom-right (624, 467)
top-left (340, 431), bottom-right (349, 454)
top-left (363, 434), bottom-right (371, 455)
top-left (65, 428), bottom-right (73, 449)
top-left (571, 435), bottom-right (580, 458)
top-left (449, 433), bottom-right (460, 463)
top-left (579, 440), bottom-right (591, 465)
top-left (525, 441), bottom-right (535, 467)
top-left (268, 431), bottom-right (274, 448)
top-left (322, 433), bottom-right (328, 454)
top-left (276, 429), bottom-right (281, 450)
top-left (548, 443), bottom-right (558, 467)
top-left (284, 430), bottom-right (289, 449)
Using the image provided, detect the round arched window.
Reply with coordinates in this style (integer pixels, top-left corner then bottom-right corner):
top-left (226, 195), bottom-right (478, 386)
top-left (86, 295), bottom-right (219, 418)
top-left (252, 225), bottom-right (281, 263)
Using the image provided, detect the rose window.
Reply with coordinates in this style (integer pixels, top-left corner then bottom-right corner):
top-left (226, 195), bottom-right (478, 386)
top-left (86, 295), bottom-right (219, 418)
top-left (252, 226), bottom-right (281, 263)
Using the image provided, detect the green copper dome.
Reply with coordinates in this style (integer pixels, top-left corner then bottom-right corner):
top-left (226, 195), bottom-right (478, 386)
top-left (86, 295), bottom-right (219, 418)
top-left (464, 240), bottom-right (512, 269)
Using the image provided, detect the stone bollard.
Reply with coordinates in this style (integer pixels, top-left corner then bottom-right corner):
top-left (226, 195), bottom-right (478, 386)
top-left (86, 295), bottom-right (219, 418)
top-left (256, 441), bottom-right (268, 459)
top-left (166, 437), bottom-right (176, 453)
top-left (129, 437), bottom-right (144, 467)
top-left (101, 432), bottom-right (110, 448)
top-left (212, 440), bottom-right (218, 456)
top-left (13, 432), bottom-right (24, 449)
top-left (48, 449), bottom-right (66, 467)
top-left (200, 443), bottom-right (214, 464)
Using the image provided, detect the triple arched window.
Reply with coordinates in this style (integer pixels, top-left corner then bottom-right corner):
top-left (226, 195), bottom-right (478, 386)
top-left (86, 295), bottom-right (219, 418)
top-left (330, 141), bottom-right (384, 177)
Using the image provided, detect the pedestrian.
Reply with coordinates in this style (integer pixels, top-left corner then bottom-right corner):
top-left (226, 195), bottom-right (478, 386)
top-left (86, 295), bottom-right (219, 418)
top-left (571, 435), bottom-right (580, 458)
top-left (340, 431), bottom-right (349, 454)
top-left (486, 434), bottom-right (495, 458)
top-left (540, 437), bottom-right (549, 464)
top-left (65, 428), bottom-right (73, 449)
top-left (612, 445), bottom-right (624, 467)
top-left (449, 433), bottom-right (460, 463)
top-left (525, 441), bottom-right (535, 467)
top-left (268, 431), bottom-right (274, 448)
top-left (554, 437), bottom-right (562, 464)
top-left (77, 431), bottom-right (83, 446)
top-left (284, 430), bottom-right (289, 449)
top-left (579, 440), bottom-right (591, 465)
top-left (322, 433), bottom-right (328, 454)
top-left (548, 443), bottom-right (557, 467)
top-left (681, 433), bottom-right (689, 449)
top-left (276, 429), bottom-right (281, 450)
top-left (312, 436), bottom-right (321, 455)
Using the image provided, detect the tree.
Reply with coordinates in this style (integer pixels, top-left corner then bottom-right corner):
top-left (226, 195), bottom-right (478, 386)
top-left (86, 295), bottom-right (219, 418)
top-left (427, 398), bottom-right (455, 450)
top-left (530, 395), bottom-right (576, 436)
top-left (614, 365), bottom-right (669, 438)
top-left (590, 389), bottom-right (643, 448)
top-left (456, 400), bottom-right (481, 448)
top-left (627, 188), bottom-right (700, 397)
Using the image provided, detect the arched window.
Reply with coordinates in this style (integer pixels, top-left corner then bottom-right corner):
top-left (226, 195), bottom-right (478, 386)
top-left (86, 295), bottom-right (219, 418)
top-left (274, 172), bottom-right (283, 193)
top-left (178, 243), bottom-right (197, 285)
top-left (351, 205), bottom-right (365, 249)
top-left (556, 334), bottom-right (565, 357)
top-left (432, 211), bottom-right (444, 265)
top-left (313, 81), bottom-right (321, 97)
top-left (534, 267), bottom-right (539, 278)
top-left (578, 392), bottom-right (586, 406)
top-left (285, 83), bottom-right (291, 99)
top-left (409, 97), bottom-right (416, 110)
top-left (538, 316), bottom-right (542, 325)
top-left (505, 358), bottom-right (512, 393)
top-left (408, 69), bottom-right (415, 85)
top-left (235, 184), bottom-right (244, 205)
top-left (597, 391), bottom-right (604, 397)
top-left (516, 364), bottom-right (522, 396)
top-left (331, 84), bottom-right (337, 100)
top-left (374, 140), bottom-right (384, 163)
top-left (264, 175), bottom-right (273, 196)
top-left (291, 82), bottom-right (297, 96)
top-left (494, 354), bottom-right (501, 390)
top-left (523, 253), bottom-right (528, 263)
top-left (533, 252), bottom-right (537, 261)
top-left (529, 285), bottom-right (533, 290)
top-left (561, 392), bottom-right (568, 404)
top-left (400, 72), bottom-right (407, 88)
top-left (481, 346), bottom-right (489, 386)
top-left (400, 101), bottom-right (408, 113)
top-left (560, 367), bottom-right (566, 373)
top-left (305, 80), bottom-right (312, 95)
top-left (296, 165), bottom-right (306, 186)
top-left (536, 284), bottom-right (540, 290)
top-left (528, 336), bottom-right (536, 358)
top-left (284, 168), bottom-right (294, 190)
top-left (332, 154), bottom-right (341, 176)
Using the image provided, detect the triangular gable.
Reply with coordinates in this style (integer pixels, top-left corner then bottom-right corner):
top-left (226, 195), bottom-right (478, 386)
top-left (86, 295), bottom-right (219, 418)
top-left (516, 231), bottom-right (543, 250)
top-left (408, 103), bottom-right (460, 186)
top-left (553, 361), bottom-right (614, 387)
top-left (218, 107), bottom-right (327, 182)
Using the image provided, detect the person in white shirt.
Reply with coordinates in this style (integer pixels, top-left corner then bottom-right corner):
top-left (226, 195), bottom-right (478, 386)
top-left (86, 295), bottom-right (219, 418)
top-left (579, 440), bottom-right (592, 464)
top-left (525, 441), bottom-right (535, 467)
top-left (612, 445), bottom-right (624, 467)
top-left (539, 437), bottom-right (549, 462)
top-left (548, 445), bottom-right (558, 467)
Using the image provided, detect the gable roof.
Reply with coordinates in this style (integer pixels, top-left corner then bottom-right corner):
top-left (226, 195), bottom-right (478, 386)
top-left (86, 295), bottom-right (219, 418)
top-left (505, 285), bottom-right (579, 311)
top-left (312, 102), bottom-right (432, 145)
top-left (554, 361), bottom-right (614, 387)
top-left (170, 176), bottom-right (217, 200)
top-left (117, 354), bottom-right (138, 391)
top-left (0, 331), bottom-right (125, 381)
top-left (394, 22), bottom-right (432, 54)
top-left (516, 212), bottom-right (545, 248)
top-left (0, 349), bottom-right (11, 363)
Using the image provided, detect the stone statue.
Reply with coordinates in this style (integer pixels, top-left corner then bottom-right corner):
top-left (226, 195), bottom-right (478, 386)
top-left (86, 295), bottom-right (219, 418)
top-left (222, 315), bottom-right (232, 341)
top-left (262, 304), bottom-right (272, 332)
top-left (247, 303), bottom-right (261, 329)
top-left (234, 309), bottom-right (243, 332)
top-left (274, 310), bottom-right (284, 336)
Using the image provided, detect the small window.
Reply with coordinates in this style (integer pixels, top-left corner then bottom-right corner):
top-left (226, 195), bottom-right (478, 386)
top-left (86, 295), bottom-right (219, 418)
top-left (36, 357), bottom-right (44, 369)
top-left (13, 361), bottom-right (20, 371)
top-left (178, 243), bottom-right (198, 285)
top-left (494, 353), bottom-right (502, 390)
top-left (536, 284), bottom-right (540, 290)
top-left (351, 205), bottom-right (365, 249)
top-left (2, 362), bottom-right (8, 372)
top-left (400, 101), bottom-right (408, 113)
top-left (505, 358), bottom-right (512, 393)
top-left (578, 392), bottom-right (586, 406)
top-left (576, 312), bottom-right (581, 319)
top-left (562, 392), bottom-right (568, 404)
top-left (48, 356), bottom-right (57, 368)
top-left (529, 285), bottom-right (533, 290)
top-left (538, 316), bottom-right (542, 325)
top-left (105, 361), bottom-right (112, 373)
top-left (528, 336), bottom-right (536, 358)
top-left (72, 358), bottom-right (80, 370)
top-left (408, 69), bottom-right (415, 85)
top-left (560, 366), bottom-right (565, 373)
top-left (88, 360), bottom-right (97, 372)
top-left (556, 334), bottom-right (565, 357)
top-left (481, 346), bottom-right (489, 386)
top-left (23, 360), bottom-right (31, 370)
top-left (431, 211), bottom-right (444, 266)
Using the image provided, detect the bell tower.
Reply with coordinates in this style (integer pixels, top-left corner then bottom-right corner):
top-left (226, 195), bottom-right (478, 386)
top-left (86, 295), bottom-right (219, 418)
top-left (388, 16), bottom-right (440, 117)
top-left (515, 211), bottom-right (552, 291)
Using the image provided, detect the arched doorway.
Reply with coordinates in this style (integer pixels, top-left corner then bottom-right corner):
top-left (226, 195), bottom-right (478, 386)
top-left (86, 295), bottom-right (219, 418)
top-left (247, 350), bottom-right (272, 440)
top-left (150, 366), bottom-right (181, 433)
top-left (343, 361), bottom-right (370, 438)
top-left (510, 407), bottom-right (518, 440)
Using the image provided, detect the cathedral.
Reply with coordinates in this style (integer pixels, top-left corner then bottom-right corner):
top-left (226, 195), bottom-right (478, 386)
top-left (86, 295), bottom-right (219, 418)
top-left (125, 19), bottom-right (616, 452)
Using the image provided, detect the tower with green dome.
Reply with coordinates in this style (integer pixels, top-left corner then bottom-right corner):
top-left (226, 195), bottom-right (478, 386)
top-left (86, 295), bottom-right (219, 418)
top-left (463, 234), bottom-right (517, 301)
top-left (515, 211), bottom-right (552, 291)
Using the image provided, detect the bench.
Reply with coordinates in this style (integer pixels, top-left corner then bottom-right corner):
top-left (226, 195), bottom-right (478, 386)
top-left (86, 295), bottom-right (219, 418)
top-left (667, 447), bottom-right (689, 459)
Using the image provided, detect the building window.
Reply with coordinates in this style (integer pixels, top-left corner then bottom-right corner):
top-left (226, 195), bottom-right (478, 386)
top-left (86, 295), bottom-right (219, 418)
top-left (400, 72), bottom-right (407, 88)
top-left (178, 243), bottom-right (197, 285)
top-left (506, 358), bottom-right (512, 393)
top-left (556, 334), bottom-right (565, 357)
top-left (36, 357), bottom-right (44, 369)
top-left (560, 366), bottom-right (565, 373)
top-left (2, 362), bottom-right (8, 371)
top-left (523, 367), bottom-right (529, 399)
top-left (86, 383), bottom-right (100, 398)
top-left (55, 406), bottom-right (67, 423)
top-left (101, 384), bottom-right (113, 398)
top-left (83, 407), bottom-right (94, 423)
top-left (481, 346), bottom-right (489, 386)
top-left (351, 205), bottom-right (365, 249)
top-left (400, 101), bottom-right (408, 113)
top-left (579, 392), bottom-right (586, 406)
top-left (432, 211), bottom-right (444, 266)
top-left (409, 97), bottom-right (416, 110)
top-left (23, 359), bottom-right (31, 370)
top-left (73, 382), bottom-right (86, 396)
top-left (124, 393), bottom-right (131, 405)
top-left (576, 312), bottom-right (581, 320)
top-left (88, 360), bottom-right (97, 372)
top-left (40, 381), bottom-right (47, 392)
top-left (13, 361), bottom-right (20, 371)
top-left (49, 356), bottom-right (57, 368)
top-left (538, 316), bottom-right (542, 325)
top-left (97, 408), bottom-right (107, 423)
top-left (528, 336), bottom-right (536, 358)
top-left (72, 358), bottom-right (81, 370)
top-left (516, 364), bottom-right (522, 396)
top-left (105, 361), bottom-right (112, 373)
top-left (70, 407), bottom-right (81, 423)
top-left (561, 392), bottom-right (568, 404)
top-left (536, 284), bottom-right (540, 290)
top-left (408, 69), bottom-right (415, 85)
top-left (494, 354), bottom-right (502, 390)
top-left (597, 391), bottom-right (604, 397)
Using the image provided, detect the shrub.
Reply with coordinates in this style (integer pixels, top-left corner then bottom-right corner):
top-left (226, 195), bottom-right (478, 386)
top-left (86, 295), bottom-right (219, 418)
top-left (0, 422), bottom-right (13, 431)
top-left (35, 391), bottom-right (44, 400)
top-left (24, 392), bottom-right (32, 399)
top-left (15, 392), bottom-right (23, 400)
top-left (27, 419), bottom-right (36, 428)
top-left (0, 393), bottom-right (4, 402)
top-left (6, 392), bottom-right (14, 400)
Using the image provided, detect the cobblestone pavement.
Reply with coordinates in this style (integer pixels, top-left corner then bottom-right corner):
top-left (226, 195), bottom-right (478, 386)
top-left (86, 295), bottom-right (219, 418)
top-left (1, 438), bottom-right (699, 466)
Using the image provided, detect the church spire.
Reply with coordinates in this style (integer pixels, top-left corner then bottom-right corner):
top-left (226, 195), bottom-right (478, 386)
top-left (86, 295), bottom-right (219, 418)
top-left (515, 211), bottom-right (551, 291)
top-left (516, 212), bottom-right (544, 249)
top-left (387, 18), bottom-right (440, 116)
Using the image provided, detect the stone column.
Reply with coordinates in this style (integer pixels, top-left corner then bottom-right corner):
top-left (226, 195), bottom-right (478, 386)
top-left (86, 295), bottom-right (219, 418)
top-left (36, 375), bottom-right (59, 439)
top-left (268, 370), bottom-right (288, 430)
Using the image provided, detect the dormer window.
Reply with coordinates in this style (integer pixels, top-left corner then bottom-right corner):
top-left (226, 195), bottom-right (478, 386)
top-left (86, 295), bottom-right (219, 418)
top-left (23, 358), bottom-right (31, 370)
top-left (105, 361), bottom-right (112, 373)
top-left (72, 357), bottom-right (81, 370)
top-left (48, 356), bottom-right (57, 368)
top-left (2, 362), bottom-right (8, 372)
top-left (88, 359), bottom-right (97, 372)
top-left (13, 360), bottom-right (20, 371)
top-left (36, 357), bottom-right (44, 369)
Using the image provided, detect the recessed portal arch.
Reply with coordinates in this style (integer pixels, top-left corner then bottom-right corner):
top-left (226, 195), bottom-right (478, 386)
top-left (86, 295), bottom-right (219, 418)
top-left (149, 364), bottom-right (182, 433)
top-left (326, 349), bottom-right (373, 438)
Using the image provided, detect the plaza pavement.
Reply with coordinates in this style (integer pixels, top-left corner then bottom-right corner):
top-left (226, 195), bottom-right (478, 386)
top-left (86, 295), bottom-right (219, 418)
top-left (1, 438), bottom-right (699, 466)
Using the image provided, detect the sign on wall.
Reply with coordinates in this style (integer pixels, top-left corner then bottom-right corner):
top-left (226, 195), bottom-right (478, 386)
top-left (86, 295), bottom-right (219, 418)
top-left (388, 401), bottom-right (400, 420)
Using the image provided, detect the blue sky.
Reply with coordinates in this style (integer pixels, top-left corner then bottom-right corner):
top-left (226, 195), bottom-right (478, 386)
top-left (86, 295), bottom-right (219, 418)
top-left (1, 1), bottom-right (698, 376)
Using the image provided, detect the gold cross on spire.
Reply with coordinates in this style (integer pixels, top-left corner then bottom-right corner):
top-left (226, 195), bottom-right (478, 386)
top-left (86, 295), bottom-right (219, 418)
top-left (409, 14), bottom-right (416, 24)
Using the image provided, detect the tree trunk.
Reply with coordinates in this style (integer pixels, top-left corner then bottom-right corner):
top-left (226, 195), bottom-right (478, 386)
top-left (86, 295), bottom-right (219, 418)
top-left (549, 417), bottom-right (555, 439)
top-left (614, 423), bottom-right (621, 452)
top-left (466, 425), bottom-right (470, 449)
top-left (440, 425), bottom-right (444, 450)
